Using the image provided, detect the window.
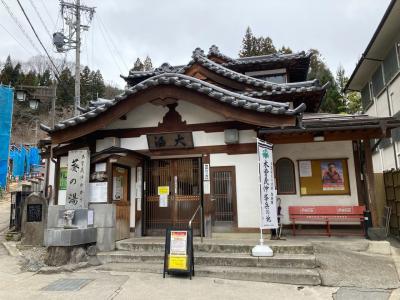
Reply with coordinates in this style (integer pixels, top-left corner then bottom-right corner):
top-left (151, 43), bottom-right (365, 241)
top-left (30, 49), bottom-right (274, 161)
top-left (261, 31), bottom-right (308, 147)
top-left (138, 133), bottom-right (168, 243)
top-left (372, 65), bottom-right (384, 97)
top-left (276, 158), bottom-right (296, 194)
top-left (257, 74), bottom-right (287, 84)
top-left (383, 46), bottom-right (399, 83)
top-left (361, 83), bottom-right (372, 111)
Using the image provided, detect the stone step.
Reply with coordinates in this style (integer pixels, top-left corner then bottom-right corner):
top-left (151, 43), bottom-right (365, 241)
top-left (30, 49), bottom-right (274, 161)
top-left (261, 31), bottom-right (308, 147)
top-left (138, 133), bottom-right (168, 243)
top-left (97, 251), bottom-right (317, 269)
top-left (96, 262), bottom-right (321, 286)
top-left (116, 241), bottom-right (314, 255)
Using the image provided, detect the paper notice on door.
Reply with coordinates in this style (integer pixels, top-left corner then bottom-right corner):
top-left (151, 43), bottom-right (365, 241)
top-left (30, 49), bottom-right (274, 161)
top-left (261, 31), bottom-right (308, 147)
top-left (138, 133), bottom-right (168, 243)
top-left (203, 181), bottom-right (210, 194)
top-left (159, 194), bottom-right (168, 207)
top-left (299, 160), bottom-right (312, 177)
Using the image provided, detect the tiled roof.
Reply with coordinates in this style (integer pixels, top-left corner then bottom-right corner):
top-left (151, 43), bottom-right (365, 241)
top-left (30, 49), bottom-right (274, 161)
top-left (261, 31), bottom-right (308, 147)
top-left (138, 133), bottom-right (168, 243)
top-left (41, 73), bottom-right (306, 133)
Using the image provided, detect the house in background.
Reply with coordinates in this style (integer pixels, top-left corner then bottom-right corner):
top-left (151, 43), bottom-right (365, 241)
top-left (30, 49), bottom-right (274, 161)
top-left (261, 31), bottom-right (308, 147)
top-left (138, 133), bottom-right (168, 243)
top-left (41, 44), bottom-right (400, 246)
top-left (345, 0), bottom-right (400, 230)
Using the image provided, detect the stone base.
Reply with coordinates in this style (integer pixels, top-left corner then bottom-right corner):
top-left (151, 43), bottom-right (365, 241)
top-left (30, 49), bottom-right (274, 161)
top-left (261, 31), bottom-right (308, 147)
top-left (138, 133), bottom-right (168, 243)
top-left (368, 227), bottom-right (387, 241)
top-left (45, 228), bottom-right (97, 247)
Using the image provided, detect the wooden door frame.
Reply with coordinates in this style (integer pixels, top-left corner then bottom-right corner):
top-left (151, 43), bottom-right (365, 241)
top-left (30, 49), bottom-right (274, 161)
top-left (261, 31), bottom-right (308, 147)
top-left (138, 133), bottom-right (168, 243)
top-left (108, 163), bottom-right (131, 203)
top-left (210, 166), bottom-right (238, 230)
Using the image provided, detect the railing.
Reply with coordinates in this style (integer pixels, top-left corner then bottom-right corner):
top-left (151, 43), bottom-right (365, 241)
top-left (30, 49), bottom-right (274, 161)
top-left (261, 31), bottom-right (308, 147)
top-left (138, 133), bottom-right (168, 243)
top-left (189, 203), bottom-right (203, 243)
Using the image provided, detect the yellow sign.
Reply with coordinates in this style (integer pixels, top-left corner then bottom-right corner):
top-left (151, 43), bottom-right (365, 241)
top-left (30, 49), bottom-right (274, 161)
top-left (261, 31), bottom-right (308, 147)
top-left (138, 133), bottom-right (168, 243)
top-left (168, 255), bottom-right (188, 270)
top-left (158, 186), bottom-right (170, 196)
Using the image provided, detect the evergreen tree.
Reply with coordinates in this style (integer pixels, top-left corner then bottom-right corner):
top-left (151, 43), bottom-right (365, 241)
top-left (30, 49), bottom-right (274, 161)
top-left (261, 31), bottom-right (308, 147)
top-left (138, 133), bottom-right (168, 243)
top-left (133, 58), bottom-right (144, 71)
top-left (57, 68), bottom-right (74, 106)
top-left (239, 27), bottom-right (258, 57)
top-left (91, 70), bottom-right (105, 99)
top-left (307, 49), bottom-right (343, 113)
top-left (22, 70), bottom-right (38, 86)
top-left (39, 69), bottom-right (52, 86)
top-left (80, 66), bottom-right (92, 106)
top-left (143, 56), bottom-right (153, 71)
top-left (0, 55), bottom-right (15, 85)
top-left (258, 37), bottom-right (277, 55)
top-left (279, 46), bottom-right (293, 54)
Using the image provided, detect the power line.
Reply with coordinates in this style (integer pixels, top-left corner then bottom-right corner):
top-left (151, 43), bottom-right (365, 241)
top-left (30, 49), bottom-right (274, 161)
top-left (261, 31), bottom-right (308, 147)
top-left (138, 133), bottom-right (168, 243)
top-left (15, 0), bottom-right (61, 79)
top-left (98, 15), bottom-right (129, 71)
top-left (1, 0), bottom-right (42, 55)
top-left (28, 0), bottom-right (53, 40)
top-left (96, 17), bottom-right (124, 74)
top-left (39, 0), bottom-right (56, 29)
top-left (0, 22), bottom-right (35, 56)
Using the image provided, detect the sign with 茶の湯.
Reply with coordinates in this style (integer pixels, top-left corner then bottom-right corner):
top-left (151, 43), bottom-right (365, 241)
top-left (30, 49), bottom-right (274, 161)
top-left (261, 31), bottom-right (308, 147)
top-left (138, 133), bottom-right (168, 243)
top-left (65, 149), bottom-right (90, 209)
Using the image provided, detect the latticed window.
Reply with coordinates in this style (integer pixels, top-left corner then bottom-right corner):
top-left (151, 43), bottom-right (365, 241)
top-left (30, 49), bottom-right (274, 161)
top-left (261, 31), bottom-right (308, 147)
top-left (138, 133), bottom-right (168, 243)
top-left (361, 83), bottom-right (372, 111)
top-left (276, 158), bottom-right (296, 194)
top-left (372, 65), bottom-right (384, 97)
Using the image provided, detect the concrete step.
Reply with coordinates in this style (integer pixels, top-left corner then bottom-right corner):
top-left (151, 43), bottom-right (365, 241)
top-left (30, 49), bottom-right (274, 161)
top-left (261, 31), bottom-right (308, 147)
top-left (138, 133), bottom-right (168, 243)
top-left (96, 262), bottom-right (321, 286)
top-left (116, 240), bottom-right (314, 255)
top-left (97, 251), bottom-right (317, 269)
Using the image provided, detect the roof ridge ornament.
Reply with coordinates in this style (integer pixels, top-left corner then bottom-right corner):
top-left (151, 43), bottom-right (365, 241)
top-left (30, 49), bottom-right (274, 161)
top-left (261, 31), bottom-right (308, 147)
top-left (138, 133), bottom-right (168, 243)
top-left (192, 47), bottom-right (205, 58)
top-left (155, 62), bottom-right (175, 73)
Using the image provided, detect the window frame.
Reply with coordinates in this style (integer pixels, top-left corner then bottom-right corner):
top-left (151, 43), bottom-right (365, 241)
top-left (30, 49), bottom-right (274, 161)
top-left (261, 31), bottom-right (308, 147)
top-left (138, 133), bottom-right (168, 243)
top-left (275, 157), bottom-right (296, 195)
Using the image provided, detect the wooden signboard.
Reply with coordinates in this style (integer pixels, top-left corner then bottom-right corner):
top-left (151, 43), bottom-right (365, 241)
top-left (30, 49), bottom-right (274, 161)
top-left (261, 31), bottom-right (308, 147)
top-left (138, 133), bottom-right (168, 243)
top-left (163, 227), bottom-right (194, 279)
top-left (298, 158), bottom-right (350, 196)
top-left (147, 132), bottom-right (194, 150)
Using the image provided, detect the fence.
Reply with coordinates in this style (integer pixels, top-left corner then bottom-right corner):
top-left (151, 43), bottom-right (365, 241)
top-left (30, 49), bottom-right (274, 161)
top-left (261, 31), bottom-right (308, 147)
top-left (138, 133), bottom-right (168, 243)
top-left (383, 170), bottom-right (400, 236)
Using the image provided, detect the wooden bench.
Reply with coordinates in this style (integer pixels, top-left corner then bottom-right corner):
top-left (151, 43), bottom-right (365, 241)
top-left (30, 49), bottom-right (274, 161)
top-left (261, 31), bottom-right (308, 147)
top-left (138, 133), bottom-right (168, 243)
top-left (288, 206), bottom-right (366, 236)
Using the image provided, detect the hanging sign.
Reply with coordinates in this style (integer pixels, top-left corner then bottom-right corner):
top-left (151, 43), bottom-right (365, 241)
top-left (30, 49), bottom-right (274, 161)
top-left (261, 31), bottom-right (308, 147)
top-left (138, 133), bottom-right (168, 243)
top-left (163, 227), bottom-right (194, 279)
top-left (203, 164), bottom-right (210, 181)
top-left (158, 186), bottom-right (170, 196)
top-left (257, 139), bottom-right (278, 229)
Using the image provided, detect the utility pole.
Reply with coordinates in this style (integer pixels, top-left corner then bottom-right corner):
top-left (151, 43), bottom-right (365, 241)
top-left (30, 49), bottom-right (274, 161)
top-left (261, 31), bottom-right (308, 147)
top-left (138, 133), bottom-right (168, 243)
top-left (53, 0), bottom-right (95, 116)
top-left (74, 0), bottom-right (81, 117)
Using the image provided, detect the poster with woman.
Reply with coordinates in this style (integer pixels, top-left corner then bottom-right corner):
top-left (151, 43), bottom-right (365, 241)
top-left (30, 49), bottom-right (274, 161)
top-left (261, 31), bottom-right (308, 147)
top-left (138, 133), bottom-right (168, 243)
top-left (321, 160), bottom-right (344, 191)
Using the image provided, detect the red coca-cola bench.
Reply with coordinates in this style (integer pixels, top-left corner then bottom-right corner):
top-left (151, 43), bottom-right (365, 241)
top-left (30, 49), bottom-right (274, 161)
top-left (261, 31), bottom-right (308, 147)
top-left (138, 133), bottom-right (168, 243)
top-left (288, 206), bottom-right (366, 236)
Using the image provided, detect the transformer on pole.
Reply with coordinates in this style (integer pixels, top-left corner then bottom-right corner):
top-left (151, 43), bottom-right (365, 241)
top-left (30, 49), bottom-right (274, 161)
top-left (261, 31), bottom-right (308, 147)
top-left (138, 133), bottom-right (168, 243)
top-left (53, 0), bottom-right (95, 116)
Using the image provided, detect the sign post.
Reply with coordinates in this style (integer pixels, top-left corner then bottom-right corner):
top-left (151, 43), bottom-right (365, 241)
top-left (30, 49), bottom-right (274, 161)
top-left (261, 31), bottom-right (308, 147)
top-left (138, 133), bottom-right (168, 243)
top-left (252, 139), bottom-right (278, 257)
top-left (163, 227), bottom-right (194, 279)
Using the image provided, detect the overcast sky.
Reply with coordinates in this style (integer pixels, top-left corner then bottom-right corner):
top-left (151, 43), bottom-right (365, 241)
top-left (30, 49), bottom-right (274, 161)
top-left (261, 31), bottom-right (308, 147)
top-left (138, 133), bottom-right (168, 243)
top-left (0, 0), bottom-right (392, 88)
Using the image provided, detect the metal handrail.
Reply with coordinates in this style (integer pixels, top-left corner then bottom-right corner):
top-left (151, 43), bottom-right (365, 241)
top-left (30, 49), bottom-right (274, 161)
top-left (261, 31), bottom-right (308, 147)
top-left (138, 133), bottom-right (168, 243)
top-left (189, 204), bottom-right (203, 243)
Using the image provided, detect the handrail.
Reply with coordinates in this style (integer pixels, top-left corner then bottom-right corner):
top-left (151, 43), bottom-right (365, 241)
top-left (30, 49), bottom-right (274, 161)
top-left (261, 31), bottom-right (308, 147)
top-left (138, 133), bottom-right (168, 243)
top-left (189, 204), bottom-right (203, 243)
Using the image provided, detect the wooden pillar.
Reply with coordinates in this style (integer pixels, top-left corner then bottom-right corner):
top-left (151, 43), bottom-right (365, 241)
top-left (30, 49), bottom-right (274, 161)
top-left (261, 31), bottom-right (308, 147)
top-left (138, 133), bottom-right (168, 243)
top-left (364, 139), bottom-right (379, 226)
top-left (352, 141), bottom-right (365, 206)
top-left (202, 153), bottom-right (213, 238)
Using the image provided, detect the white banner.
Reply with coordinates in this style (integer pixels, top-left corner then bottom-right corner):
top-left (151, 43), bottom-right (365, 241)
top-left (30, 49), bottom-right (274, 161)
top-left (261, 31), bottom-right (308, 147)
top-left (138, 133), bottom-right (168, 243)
top-left (257, 139), bottom-right (278, 229)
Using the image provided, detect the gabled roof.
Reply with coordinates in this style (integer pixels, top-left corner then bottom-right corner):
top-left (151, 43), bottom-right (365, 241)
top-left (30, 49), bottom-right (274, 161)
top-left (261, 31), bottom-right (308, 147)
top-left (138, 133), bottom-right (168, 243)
top-left (41, 73), bottom-right (306, 134)
top-left (345, 0), bottom-right (400, 91)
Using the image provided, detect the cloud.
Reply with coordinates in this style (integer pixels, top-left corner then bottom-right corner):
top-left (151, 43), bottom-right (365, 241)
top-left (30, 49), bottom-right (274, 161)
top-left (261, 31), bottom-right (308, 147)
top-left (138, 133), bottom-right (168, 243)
top-left (0, 0), bottom-right (391, 88)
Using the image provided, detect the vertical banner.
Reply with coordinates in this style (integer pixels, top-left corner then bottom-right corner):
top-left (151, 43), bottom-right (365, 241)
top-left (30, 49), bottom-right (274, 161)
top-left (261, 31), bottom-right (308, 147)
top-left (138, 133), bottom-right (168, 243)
top-left (257, 138), bottom-right (278, 229)
top-left (66, 149), bottom-right (90, 209)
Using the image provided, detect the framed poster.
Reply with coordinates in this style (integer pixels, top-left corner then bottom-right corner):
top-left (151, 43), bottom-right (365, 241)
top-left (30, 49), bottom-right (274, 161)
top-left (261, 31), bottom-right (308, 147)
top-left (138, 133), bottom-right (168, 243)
top-left (298, 158), bottom-right (350, 196)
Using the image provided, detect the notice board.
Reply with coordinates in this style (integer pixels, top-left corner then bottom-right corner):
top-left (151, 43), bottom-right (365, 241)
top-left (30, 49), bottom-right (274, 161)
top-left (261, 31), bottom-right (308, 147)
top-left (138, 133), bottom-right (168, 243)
top-left (298, 158), bottom-right (350, 196)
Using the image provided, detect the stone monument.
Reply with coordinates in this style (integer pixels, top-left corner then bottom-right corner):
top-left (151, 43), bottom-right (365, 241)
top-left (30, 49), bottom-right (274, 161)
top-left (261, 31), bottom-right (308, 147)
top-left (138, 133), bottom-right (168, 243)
top-left (45, 149), bottom-right (96, 247)
top-left (21, 193), bottom-right (48, 246)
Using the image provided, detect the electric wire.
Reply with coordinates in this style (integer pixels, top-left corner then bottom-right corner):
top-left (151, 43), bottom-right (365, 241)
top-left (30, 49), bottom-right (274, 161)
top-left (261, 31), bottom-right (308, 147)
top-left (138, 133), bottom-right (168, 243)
top-left (97, 15), bottom-right (129, 72)
top-left (28, 0), bottom-right (53, 40)
top-left (95, 17), bottom-right (124, 74)
top-left (39, 0), bottom-right (56, 29)
top-left (1, 0), bottom-right (42, 55)
top-left (16, 0), bottom-right (76, 107)
top-left (0, 22), bottom-right (35, 56)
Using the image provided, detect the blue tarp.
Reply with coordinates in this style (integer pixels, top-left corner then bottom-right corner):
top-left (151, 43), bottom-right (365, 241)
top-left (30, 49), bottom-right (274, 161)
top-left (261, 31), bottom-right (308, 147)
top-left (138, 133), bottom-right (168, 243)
top-left (9, 145), bottom-right (41, 178)
top-left (0, 85), bottom-right (13, 188)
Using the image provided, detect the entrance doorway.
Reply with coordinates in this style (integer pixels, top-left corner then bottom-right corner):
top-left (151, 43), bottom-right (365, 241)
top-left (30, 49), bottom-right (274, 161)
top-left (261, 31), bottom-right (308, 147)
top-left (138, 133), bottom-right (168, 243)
top-left (112, 165), bottom-right (130, 241)
top-left (210, 166), bottom-right (237, 232)
top-left (144, 158), bottom-right (202, 235)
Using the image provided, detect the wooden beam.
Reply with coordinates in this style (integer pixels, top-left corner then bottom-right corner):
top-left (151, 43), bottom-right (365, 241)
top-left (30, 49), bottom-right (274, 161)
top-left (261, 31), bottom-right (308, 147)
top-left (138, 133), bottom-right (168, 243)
top-left (364, 139), bottom-right (379, 227)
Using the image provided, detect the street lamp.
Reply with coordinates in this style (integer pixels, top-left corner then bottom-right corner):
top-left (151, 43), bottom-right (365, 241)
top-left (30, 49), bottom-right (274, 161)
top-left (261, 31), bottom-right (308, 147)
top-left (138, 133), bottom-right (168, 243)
top-left (29, 98), bottom-right (40, 110)
top-left (15, 88), bottom-right (27, 102)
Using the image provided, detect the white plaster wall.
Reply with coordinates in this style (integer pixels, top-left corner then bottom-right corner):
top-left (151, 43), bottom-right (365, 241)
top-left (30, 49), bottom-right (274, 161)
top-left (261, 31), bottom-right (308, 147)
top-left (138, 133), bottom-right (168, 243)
top-left (274, 141), bottom-right (359, 224)
top-left (175, 100), bottom-right (227, 123)
top-left (381, 146), bottom-right (397, 171)
top-left (209, 153), bottom-right (260, 228)
top-left (105, 103), bottom-right (167, 129)
top-left (376, 92), bottom-right (390, 117)
top-left (372, 150), bottom-right (383, 173)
